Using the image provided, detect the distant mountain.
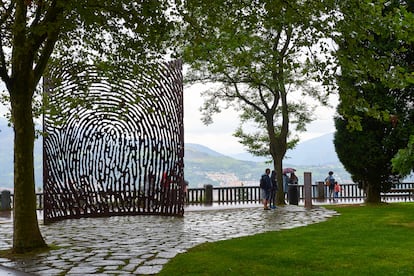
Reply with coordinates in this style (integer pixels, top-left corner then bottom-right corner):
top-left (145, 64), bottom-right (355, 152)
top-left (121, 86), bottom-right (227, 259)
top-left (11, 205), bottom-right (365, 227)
top-left (184, 144), bottom-right (351, 187)
top-left (229, 133), bottom-right (339, 165)
top-left (285, 133), bottom-right (340, 166)
top-left (0, 117), bottom-right (351, 190)
top-left (185, 143), bottom-right (225, 158)
top-left (229, 152), bottom-right (268, 163)
top-left (184, 143), bottom-right (266, 188)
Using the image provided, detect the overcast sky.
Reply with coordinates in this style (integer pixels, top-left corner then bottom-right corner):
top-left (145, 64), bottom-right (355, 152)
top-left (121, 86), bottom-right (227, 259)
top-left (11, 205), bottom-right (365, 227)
top-left (184, 83), bottom-right (338, 155)
top-left (1, 82), bottom-right (338, 155)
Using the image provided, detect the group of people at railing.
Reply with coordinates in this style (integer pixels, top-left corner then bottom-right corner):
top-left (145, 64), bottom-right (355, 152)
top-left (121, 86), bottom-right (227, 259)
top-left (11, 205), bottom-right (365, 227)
top-left (1, 175), bottom-right (413, 211)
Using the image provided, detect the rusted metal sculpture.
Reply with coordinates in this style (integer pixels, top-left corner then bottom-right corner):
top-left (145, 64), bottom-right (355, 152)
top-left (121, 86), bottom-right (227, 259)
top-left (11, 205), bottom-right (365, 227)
top-left (43, 61), bottom-right (184, 223)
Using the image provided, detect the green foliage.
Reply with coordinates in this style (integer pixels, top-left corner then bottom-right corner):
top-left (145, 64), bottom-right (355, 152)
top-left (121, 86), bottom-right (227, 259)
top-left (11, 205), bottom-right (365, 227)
top-left (177, 0), bottom-right (336, 204)
top-left (392, 135), bottom-right (414, 176)
top-left (177, 0), bottom-right (335, 159)
top-left (334, 113), bottom-right (401, 195)
top-left (1, 0), bottom-right (177, 119)
top-left (332, 1), bottom-right (414, 127)
top-left (0, 0), bottom-right (177, 252)
top-left (333, 1), bottom-right (414, 200)
top-left (0, 1), bottom-right (176, 88)
top-left (56, 1), bottom-right (174, 68)
top-left (160, 203), bottom-right (414, 275)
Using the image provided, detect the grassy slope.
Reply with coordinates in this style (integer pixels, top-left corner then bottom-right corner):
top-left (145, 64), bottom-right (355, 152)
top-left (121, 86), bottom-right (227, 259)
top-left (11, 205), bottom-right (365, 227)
top-left (160, 203), bottom-right (414, 275)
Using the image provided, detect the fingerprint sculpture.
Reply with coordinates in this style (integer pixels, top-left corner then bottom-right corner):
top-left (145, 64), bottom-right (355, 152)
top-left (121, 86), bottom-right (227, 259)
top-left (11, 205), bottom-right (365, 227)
top-left (43, 60), bottom-right (184, 223)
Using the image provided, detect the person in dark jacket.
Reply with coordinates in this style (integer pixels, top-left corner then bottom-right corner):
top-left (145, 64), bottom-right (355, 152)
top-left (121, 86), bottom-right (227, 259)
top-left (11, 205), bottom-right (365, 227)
top-left (269, 170), bottom-right (278, 209)
top-left (260, 168), bottom-right (272, 210)
top-left (325, 171), bottom-right (335, 201)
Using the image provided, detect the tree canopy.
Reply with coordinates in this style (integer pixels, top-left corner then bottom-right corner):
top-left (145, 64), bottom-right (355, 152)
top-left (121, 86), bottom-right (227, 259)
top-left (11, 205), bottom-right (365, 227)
top-left (177, 0), bottom-right (335, 204)
top-left (334, 82), bottom-right (412, 202)
top-left (0, 0), bottom-right (176, 253)
top-left (332, 0), bottom-right (414, 129)
top-left (333, 0), bottom-right (414, 202)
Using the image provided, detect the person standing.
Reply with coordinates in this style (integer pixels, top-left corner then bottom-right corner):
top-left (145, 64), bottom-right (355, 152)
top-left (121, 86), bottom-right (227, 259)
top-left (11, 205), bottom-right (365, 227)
top-left (260, 168), bottom-right (272, 210)
top-left (325, 171), bottom-right (335, 201)
top-left (287, 171), bottom-right (299, 204)
top-left (289, 172), bottom-right (298, 184)
top-left (282, 173), bottom-right (289, 203)
top-left (269, 170), bottom-right (278, 209)
top-left (334, 181), bottom-right (342, 200)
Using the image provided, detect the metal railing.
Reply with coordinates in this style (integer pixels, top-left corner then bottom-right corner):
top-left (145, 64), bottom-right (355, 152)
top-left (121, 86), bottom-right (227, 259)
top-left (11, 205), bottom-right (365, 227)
top-left (186, 182), bottom-right (414, 205)
top-left (186, 186), bottom-right (262, 205)
top-left (2, 183), bottom-right (414, 210)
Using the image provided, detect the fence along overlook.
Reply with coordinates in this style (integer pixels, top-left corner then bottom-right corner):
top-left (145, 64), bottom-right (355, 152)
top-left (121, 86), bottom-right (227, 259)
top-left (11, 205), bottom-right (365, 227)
top-left (1, 181), bottom-right (414, 212)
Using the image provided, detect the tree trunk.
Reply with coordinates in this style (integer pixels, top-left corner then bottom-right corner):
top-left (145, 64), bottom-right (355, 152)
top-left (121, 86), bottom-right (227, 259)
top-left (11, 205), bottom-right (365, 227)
top-left (10, 81), bottom-right (47, 253)
top-left (274, 154), bottom-right (285, 205)
top-left (268, 121), bottom-right (288, 206)
top-left (365, 183), bottom-right (381, 204)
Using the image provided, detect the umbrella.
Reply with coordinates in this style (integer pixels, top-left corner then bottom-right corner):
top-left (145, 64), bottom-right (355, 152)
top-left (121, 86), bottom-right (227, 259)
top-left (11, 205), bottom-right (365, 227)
top-left (283, 168), bottom-right (296, 174)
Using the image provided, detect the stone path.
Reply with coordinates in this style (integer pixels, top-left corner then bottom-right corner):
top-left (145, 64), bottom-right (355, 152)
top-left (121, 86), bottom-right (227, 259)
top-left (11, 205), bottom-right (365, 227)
top-left (0, 205), bottom-right (337, 275)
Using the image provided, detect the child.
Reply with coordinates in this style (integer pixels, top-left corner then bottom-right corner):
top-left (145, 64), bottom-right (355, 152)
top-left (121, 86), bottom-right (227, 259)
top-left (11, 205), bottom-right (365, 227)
top-left (334, 181), bottom-right (342, 199)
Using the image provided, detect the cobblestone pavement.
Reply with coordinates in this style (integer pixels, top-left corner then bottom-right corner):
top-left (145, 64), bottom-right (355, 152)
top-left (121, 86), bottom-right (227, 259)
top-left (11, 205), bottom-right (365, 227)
top-left (0, 205), bottom-right (337, 275)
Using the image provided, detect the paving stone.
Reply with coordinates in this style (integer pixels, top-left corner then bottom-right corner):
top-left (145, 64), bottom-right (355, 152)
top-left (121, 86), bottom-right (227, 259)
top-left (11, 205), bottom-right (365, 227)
top-left (65, 256), bottom-right (86, 263)
top-left (67, 265), bottom-right (99, 274)
top-left (84, 256), bottom-right (108, 263)
top-left (53, 242), bottom-right (72, 248)
top-left (144, 258), bottom-right (169, 265)
top-left (49, 263), bottom-right (73, 271)
top-left (128, 258), bottom-right (145, 265)
top-left (122, 263), bottom-right (138, 272)
top-left (0, 205), bottom-right (337, 275)
top-left (140, 254), bottom-right (155, 260)
top-left (102, 270), bottom-right (131, 274)
top-left (157, 251), bottom-right (180, 259)
top-left (134, 265), bottom-right (164, 275)
top-left (27, 268), bottom-right (65, 275)
top-left (92, 260), bottom-right (125, 267)
top-left (103, 265), bottom-right (119, 271)
top-left (108, 253), bottom-right (132, 260)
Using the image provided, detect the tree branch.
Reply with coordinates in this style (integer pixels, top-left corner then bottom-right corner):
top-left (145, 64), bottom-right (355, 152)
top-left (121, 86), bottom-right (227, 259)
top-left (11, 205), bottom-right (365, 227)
top-left (31, 0), bottom-right (64, 84)
top-left (0, 34), bottom-right (11, 86)
top-left (30, 0), bottom-right (45, 28)
top-left (222, 71), bottom-right (267, 117)
top-left (279, 26), bottom-right (292, 58)
top-left (33, 34), bottom-right (58, 85)
top-left (0, 1), bottom-right (14, 25)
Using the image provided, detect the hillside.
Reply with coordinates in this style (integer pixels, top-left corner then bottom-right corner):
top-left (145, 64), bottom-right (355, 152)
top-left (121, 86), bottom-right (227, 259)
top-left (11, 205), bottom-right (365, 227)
top-left (185, 142), bottom-right (352, 187)
top-left (1, 117), bottom-right (351, 190)
top-left (285, 133), bottom-right (340, 165)
top-left (230, 133), bottom-right (339, 165)
top-left (184, 144), bottom-right (266, 187)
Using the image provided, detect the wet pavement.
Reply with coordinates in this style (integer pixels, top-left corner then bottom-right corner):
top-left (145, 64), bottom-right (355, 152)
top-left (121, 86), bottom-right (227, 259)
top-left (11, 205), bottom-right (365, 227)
top-left (0, 204), bottom-right (338, 275)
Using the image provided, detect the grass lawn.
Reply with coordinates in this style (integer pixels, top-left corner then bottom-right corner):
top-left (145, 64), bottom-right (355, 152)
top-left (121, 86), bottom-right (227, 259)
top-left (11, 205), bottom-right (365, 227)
top-left (159, 203), bottom-right (414, 275)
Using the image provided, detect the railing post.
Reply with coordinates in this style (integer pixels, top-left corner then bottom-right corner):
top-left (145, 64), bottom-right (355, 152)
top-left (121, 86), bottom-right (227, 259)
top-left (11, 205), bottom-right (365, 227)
top-left (0, 190), bottom-right (11, 211)
top-left (317, 181), bottom-right (325, 201)
top-left (204, 184), bottom-right (213, 205)
top-left (304, 172), bottom-right (312, 209)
